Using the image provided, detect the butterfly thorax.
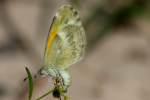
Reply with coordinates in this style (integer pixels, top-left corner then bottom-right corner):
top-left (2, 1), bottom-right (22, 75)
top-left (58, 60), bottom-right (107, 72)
top-left (39, 67), bottom-right (71, 92)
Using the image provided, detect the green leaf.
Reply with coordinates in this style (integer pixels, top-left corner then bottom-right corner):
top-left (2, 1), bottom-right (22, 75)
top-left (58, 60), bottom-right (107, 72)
top-left (25, 67), bottom-right (33, 100)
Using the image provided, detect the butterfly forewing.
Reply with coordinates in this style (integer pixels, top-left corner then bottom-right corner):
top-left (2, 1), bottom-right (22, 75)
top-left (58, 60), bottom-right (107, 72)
top-left (44, 4), bottom-right (86, 69)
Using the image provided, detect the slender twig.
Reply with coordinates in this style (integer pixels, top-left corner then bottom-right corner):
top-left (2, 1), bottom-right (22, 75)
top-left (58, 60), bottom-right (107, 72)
top-left (36, 89), bottom-right (54, 100)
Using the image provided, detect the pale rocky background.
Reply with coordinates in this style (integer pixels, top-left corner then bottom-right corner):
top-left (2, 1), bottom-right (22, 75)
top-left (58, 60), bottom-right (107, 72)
top-left (0, 0), bottom-right (150, 100)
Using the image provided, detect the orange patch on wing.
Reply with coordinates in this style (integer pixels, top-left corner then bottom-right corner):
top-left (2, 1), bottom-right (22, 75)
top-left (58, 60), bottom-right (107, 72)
top-left (47, 29), bottom-right (58, 50)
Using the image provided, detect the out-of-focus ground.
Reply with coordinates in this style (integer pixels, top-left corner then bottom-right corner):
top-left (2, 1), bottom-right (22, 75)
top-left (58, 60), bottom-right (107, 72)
top-left (0, 0), bottom-right (150, 100)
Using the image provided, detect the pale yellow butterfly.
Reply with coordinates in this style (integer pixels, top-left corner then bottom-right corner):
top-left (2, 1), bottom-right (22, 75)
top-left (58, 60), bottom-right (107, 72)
top-left (39, 4), bottom-right (86, 99)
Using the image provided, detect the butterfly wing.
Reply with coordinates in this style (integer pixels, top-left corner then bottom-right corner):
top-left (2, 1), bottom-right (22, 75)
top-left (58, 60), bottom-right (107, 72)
top-left (44, 4), bottom-right (86, 69)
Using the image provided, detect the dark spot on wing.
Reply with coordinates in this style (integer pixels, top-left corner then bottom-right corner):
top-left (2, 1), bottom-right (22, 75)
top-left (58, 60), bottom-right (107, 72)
top-left (73, 11), bottom-right (78, 16)
top-left (69, 5), bottom-right (73, 10)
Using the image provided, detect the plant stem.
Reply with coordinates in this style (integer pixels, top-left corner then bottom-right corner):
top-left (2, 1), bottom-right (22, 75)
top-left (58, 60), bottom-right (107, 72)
top-left (36, 89), bottom-right (54, 100)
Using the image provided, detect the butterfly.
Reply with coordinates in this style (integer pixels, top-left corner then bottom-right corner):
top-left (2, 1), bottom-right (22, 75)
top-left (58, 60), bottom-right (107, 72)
top-left (38, 4), bottom-right (86, 99)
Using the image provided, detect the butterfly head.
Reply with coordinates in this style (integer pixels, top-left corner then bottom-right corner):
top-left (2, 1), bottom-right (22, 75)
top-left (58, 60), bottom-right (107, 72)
top-left (39, 67), bottom-right (58, 77)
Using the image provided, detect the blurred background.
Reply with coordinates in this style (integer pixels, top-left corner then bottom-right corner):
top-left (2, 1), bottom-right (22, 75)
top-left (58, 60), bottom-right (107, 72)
top-left (0, 0), bottom-right (150, 100)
